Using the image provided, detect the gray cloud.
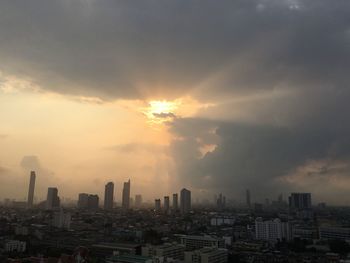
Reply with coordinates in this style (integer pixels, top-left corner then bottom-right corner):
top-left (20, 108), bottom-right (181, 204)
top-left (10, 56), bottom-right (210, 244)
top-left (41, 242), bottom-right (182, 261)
top-left (0, 0), bottom-right (349, 100)
top-left (152, 112), bottom-right (177, 119)
top-left (169, 114), bottom-right (350, 203)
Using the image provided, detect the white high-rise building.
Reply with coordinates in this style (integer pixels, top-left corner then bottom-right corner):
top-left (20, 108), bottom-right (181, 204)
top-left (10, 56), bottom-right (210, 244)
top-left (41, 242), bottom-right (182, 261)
top-left (52, 209), bottom-right (71, 230)
top-left (255, 217), bottom-right (291, 243)
top-left (180, 188), bottom-right (191, 214)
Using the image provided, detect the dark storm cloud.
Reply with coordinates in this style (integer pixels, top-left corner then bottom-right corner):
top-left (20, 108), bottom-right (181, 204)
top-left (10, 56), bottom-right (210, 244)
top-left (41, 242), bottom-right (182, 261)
top-left (0, 0), bottom-right (349, 99)
top-left (169, 112), bottom-right (350, 201)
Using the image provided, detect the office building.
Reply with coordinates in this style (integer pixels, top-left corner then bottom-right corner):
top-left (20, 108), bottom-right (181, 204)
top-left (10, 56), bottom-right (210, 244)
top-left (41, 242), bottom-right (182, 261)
top-left (27, 171), bottom-right (36, 208)
top-left (78, 193), bottom-right (89, 209)
top-left (122, 179), bottom-right (131, 210)
top-left (135, 194), bottom-right (142, 208)
top-left (177, 235), bottom-right (225, 250)
top-left (246, 189), bottom-right (251, 208)
top-left (180, 188), bottom-right (191, 214)
top-left (255, 217), bottom-right (291, 243)
top-left (288, 193), bottom-right (312, 209)
top-left (88, 194), bottom-right (99, 210)
top-left (155, 199), bottom-right (161, 212)
top-left (104, 182), bottom-right (114, 210)
top-left (319, 226), bottom-right (350, 241)
top-left (184, 247), bottom-right (228, 263)
top-left (164, 196), bottom-right (170, 212)
top-left (52, 209), bottom-right (71, 230)
top-left (142, 243), bottom-right (185, 260)
top-left (173, 193), bottom-right (178, 210)
top-left (46, 187), bottom-right (60, 210)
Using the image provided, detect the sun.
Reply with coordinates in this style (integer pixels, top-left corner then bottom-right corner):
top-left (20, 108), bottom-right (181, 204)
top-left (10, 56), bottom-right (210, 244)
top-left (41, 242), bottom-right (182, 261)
top-left (141, 100), bottom-right (179, 124)
top-left (149, 100), bottom-right (178, 114)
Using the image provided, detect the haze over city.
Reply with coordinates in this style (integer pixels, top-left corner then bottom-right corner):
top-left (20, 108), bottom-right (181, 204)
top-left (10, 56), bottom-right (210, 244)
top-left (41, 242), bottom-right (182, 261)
top-left (1, 0), bottom-right (350, 206)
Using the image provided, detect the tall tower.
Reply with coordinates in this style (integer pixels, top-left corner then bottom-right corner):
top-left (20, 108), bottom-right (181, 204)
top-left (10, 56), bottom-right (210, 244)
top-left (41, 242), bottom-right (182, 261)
top-left (246, 189), bottom-right (251, 208)
top-left (173, 193), bottom-right (178, 210)
top-left (164, 196), bottom-right (170, 212)
top-left (180, 188), bottom-right (191, 214)
top-left (122, 179), bottom-right (131, 210)
top-left (27, 171), bottom-right (36, 208)
top-left (46, 187), bottom-right (60, 210)
top-left (104, 182), bottom-right (114, 210)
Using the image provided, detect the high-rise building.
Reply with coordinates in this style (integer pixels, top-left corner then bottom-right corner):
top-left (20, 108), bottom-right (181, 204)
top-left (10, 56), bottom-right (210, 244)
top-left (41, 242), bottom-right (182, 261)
top-left (78, 193), bottom-right (89, 209)
top-left (122, 179), bottom-right (131, 210)
top-left (180, 188), bottom-right (191, 214)
top-left (173, 193), bottom-right (178, 210)
top-left (155, 199), bottom-right (161, 212)
top-left (135, 194), bottom-right (142, 208)
top-left (27, 171), bottom-right (36, 208)
top-left (216, 193), bottom-right (226, 210)
top-left (46, 187), bottom-right (60, 210)
top-left (288, 193), bottom-right (312, 210)
top-left (164, 196), bottom-right (170, 212)
top-left (255, 217), bottom-right (292, 243)
top-left (88, 194), bottom-right (99, 210)
top-left (52, 209), bottom-right (71, 230)
top-left (246, 189), bottom-right (251, 208)
top-left (104, 182), bottom-right (114, 210)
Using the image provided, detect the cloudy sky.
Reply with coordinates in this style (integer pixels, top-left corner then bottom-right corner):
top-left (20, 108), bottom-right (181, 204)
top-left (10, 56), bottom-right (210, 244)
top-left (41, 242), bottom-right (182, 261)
top-left (1, 0), bottom-right (350, 205)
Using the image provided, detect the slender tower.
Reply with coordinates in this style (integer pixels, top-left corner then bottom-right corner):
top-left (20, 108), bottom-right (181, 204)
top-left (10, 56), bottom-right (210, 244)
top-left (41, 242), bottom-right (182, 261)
top-left (27, 171), bottom-right (36, 208)
top-left (122, 179), bottom-right (131, 209)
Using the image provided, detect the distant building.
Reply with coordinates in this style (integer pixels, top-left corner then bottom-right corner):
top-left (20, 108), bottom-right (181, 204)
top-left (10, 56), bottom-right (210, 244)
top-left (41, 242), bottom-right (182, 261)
top-left (155, 199), bottom-right (161, 212)
top-left (173, 193), bottom-right (178, 210)
top-left (78, 193), bottom-right (89, 209)
top-left (319, 226), bottom-right (350, 241)
top-left (104, 182), bottom-right (114, 210)
top-left (27, 171), bottom-right (36, 208)
top-left (216, 193), bottom-right (226, 210)
top-left (46, 187), bottom-right (60, 210)
top-left (5, 240), bottom-right (26, 253)
top-left (135, 194), bottom-right (142, 208)
top-left (288, 193), bottom-right (312, 209)
top-left (122, 179), bottom-right (131, 210)
top-left (164, 196), bottom-right (170, 212)
top-left (255, 217), bottom-right (291, 243)
top-left (88, 194), bottom-right (99, 210)
top-left (180, 188), bottom-right (191, 214)
top-left (177, 235), bottom-right (225, 250)
top-left (184, 247), bottom-right (228, 263)
top-left (142, 243), bottom-right (185, 260)
top-left (246, 189), bottom-right (251, 208)
top-left (52, 209), bottom-right (71, 230)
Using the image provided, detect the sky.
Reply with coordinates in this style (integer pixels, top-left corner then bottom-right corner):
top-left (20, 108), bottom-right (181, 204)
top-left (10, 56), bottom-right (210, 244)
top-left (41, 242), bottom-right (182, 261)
top-left (1, 0), bottom-right (350, 205)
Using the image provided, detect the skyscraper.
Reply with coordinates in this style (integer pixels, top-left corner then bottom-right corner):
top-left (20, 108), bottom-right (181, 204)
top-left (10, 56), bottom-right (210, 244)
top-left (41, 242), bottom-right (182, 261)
top-left (180, 188), bottom-right (191, 214)
top-left (27, 171), bottom-right (36, 208)
top-left (46, 187), bottom-right (60, 210)
top-left (135, 194), bottom-right (142, 208)
top-left (78, 193), bottom-right (89, 209)
top-left (104, 182), bottom-right (114, 210)
top-left (173, 193), bottom-right (178, 210)
top-left (288, 193), bottom-right (312, 210)
top-left (155, 199), bottom-right (161, 212)
top-left (164, 196), bottom-right (170, 212)
top-left (88, 194), bottom-right (99, 210)
top-left (246, 189), bottom-right (251, 208)
top-left (122, 179), bottom-right (131, 210)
